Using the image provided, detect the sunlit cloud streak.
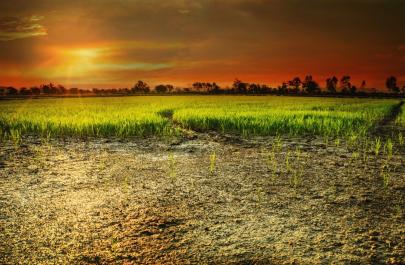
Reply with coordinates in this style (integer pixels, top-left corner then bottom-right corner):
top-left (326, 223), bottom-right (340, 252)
top-left (0, 15), bottom-right (47, 41)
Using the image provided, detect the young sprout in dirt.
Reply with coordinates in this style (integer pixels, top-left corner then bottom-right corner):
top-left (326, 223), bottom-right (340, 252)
top-left (385, 138), bottom-right (394, 160)
top-left (274, 135), bottom-right (283, 153)
top-left (289, 147), bottom-right (303, 188)
top-left (347, 133), bottom-right (358, 148)
top-left (374, 137), bottom-right (382, 156)
top-left (334, 138), bottom-right (340, 147)
top-left (398, 132), bottom-right (404, 146)
top-left (352, 150), bottom-right (360, 159)
top-left (380, 161), bottom-right (396, 189)
top-left (266, 146), bottom-right (278, 181)
top-left (351, 151), bottom-right (360, 165)
top-left (209, 150), bottom-right (217, 175)
top-left (41, 131), bottom-right (52, 146)
top-left (361, 138), bottom-right (369, 169)
top-left (285, 150), bottom-right (292, 176)
top-left (168, 152), bottom-right (177, 180)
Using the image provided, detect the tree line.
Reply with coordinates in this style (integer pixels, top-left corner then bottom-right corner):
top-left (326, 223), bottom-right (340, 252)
top-left (1, 76), bottom-right (404, 97)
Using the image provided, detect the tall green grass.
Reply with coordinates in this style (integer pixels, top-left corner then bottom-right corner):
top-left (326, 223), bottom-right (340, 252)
top-left (172, 97), bottom-right (396, 137)
top-left (396, 104), bottom-right (405, 126)
top-left (0, 96), bottom-right (398, 138)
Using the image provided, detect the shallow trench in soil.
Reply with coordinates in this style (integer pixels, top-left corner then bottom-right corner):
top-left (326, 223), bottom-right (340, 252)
top-left (0, 132), bottom-right (404, 264)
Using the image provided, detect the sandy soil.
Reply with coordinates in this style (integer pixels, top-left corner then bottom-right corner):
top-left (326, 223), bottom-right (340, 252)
top-left (0, 130), bottom-right (404, 264)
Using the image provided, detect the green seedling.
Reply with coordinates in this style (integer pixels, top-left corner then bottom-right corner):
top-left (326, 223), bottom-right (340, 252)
top-left (290, 165), bottom-right (303, 188)
top-left (41, 131), bottom-right (52, 146)
top-left (209, 150), bottom-right (216, 175)
top-left (274, 136), bottom-right (282, 153)
top-left (348, 133), bottom-right (358, 148)
top-left (334, 138), bottom-right (340, 147)
top-left (398, 132), bottom-right (404, 146)
top-left (374, 137), bottom-right (381, 156)
top-left (168, 153), bottom-right (176, 179)
top-left (380, 161), bottom-right (396, 189)
top-left (289, 147), bottom-right (303, 188)
top-left (267, 147), bottom-right (278, 181)
top-left (385, 138), bottom-right (394, 159)
top-left (285, 150), bottom-right (291, 175)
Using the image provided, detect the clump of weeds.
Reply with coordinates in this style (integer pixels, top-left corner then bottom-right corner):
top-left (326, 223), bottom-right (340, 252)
top-left (334, 138), bottom-right (340, 147)
top-left (289, 147), bottom-right (304, 188)
top-left (398, 132), bottom-right (404, 146)
top-left (266, 148), bottom-right (278, 181)
top-left (380, 160), bottom-right (395, 189)
top-left (41, 131), bottom-right (52, 146)
top-left (9, 128), bottom-right (22, 148)
top-left (374, 137), bottom-right (382, 156)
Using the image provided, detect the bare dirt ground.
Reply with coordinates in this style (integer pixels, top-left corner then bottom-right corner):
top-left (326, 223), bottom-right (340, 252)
top-left (0, 129), bottom-right (404, 264)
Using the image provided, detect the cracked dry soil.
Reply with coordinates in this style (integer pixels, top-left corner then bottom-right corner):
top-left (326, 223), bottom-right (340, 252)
top-left (0, 132), bottom-right (404, 264)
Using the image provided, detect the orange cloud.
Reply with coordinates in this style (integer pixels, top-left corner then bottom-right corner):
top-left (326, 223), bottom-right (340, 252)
top-left (0, 15), bottom-right (47, 41)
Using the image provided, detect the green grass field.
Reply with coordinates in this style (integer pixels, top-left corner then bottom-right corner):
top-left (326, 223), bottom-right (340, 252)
top-left (397, 104), bottom-right (405, 125)
top-left (0, 96), bottom-right (400, 139)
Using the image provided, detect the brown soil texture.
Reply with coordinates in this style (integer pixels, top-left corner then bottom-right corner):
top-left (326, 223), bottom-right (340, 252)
top-left (0, 133), bottom-right (404, 264)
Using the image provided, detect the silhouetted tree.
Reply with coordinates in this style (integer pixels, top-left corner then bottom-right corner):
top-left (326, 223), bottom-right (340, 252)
top-left (41, 83), bottom-right (60, 94)
top-left (350, 85), bottom-right (357, 94)
top-left (120, 88), bottom-right (130, 94)
top-left (386, 76), bottom-right (399, 93)
top-left (232, 79), bottom-right (247, 93)
top-left (132, 80), bottom-right (150, 93)
top-left (6, 87), bottom-right (18, 95)
top-left (155, 84), bottom-right (168, 93)
top-left (79, 89), bottom-right (89, 94)
top-left (192, 82), bottom-right (203, 92)
top-left (69, 88), bottom-right (79, 94)
top-left (19, 87), bottom-right (31, 95)
top-left (57, 85), bottom-right (67, 94)
top-left (288, 77), bottom-right (302, 93)
top-left (340, 76), bottom-right (351, 93)
top-left (278, 82), bottom-right (288, 94)
top-left (210, 82), bottom-right (221, 93)
top-left (166, 84), bottom-right (174, 93)
top-left (302, 75), bottom-right (320, 94)
top-left (192, 82), bottom-right (222, 93)
top-left (31, 87), bottom-right (41, 95)
top-left (326, 76), bottom-right (338, 93)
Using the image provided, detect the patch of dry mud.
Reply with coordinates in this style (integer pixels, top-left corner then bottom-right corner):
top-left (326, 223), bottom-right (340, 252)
top-left (0, 134), bottom-right (404, 264)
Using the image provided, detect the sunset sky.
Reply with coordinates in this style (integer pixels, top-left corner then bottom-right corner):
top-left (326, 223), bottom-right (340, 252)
top-left (0, 0), bottom-right (404, 89)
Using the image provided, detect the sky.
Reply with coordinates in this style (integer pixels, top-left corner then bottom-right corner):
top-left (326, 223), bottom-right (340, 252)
top-left (0, 0), bottom-right (404, 89)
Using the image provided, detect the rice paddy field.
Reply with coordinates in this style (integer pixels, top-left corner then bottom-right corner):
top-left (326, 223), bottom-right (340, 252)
top-left (0, 96), bottom-right (400, 138)
top-left (1, 96), bottom-right (405, 264)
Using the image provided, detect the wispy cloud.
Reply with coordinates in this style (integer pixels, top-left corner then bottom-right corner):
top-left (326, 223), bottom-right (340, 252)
top-left (0, 15), bottom-right (47, 41)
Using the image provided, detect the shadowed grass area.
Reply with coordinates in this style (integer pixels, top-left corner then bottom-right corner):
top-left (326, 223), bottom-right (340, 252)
top-left (396, 103), bottom-right (405, 126)
top-left (0, 96), bottom-right (399, 138)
